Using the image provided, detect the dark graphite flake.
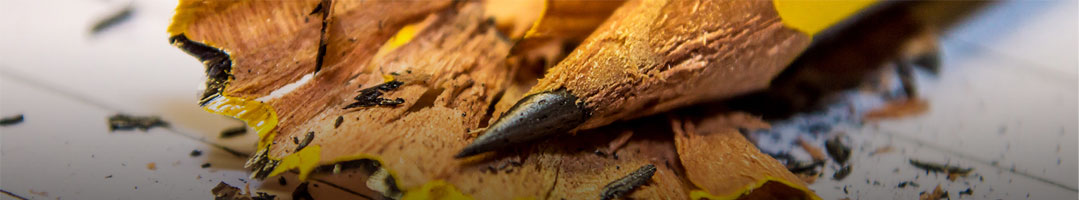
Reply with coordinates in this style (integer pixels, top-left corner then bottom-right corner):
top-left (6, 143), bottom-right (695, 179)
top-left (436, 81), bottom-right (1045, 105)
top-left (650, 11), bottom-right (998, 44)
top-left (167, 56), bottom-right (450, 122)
top-left (252, 192), bottom-right (276, 200)
top-left (190, 150), bottom-right (203, 157)
top-left (292, 182), bottom-right (315, 200)
top-left (344, 80), bottom-right (406, 109)
top-left (786, 160), bottom-right (825, 175)
top-left (898, 181), bottom-right (919, 188)
top-left (959, 188), bottom-right (973, 197)
top-left (0, 114), bottom-right (24, 126)
top-left (909, 159), bottom-right (973, 175)
top-left (600, 164), bottom-right (656, 200)
top-left (220, 126), bottom-right (247, 138)
top-left (108, 114), bottom-right (168, 131)
top-left (826, 134), bottom-right (851, 164)
top-left (169, 34), bottom-right (233, 107)
top-left (90, 5), bottom-right (134, 35)
top-left (296, 132), bottom-right (315, 152)
top-left (833, 164), bottom-right (852, 180)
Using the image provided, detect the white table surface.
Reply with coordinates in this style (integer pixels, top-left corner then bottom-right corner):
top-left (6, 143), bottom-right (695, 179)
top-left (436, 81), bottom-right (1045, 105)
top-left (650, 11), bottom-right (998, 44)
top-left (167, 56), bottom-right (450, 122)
top-left (0, 0), bottom-right (1075, 199)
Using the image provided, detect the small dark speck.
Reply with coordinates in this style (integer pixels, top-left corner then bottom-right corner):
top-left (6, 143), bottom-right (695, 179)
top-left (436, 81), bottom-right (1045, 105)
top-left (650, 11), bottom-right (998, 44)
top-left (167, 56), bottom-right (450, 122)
top-left (959, 188), bottom-right (973, 197)
top-left (201, 163), bottom-right (212, 168)
top-left (90, 5), bottom-right (135, 36)
top-left (594, 150), bottom-right (607, 157)
top-left (279, 176), bottom-right (288, 186)
top-left (190, 150), bottom-right (203, 157)
top-left (219, 126), bottom-right (247, 138)
top-left (806, 123), bottom-right (831, 134)
top-left (106, 175), bottom-right (113, 179)
top-left (0, 114), bottom-right (24, 126)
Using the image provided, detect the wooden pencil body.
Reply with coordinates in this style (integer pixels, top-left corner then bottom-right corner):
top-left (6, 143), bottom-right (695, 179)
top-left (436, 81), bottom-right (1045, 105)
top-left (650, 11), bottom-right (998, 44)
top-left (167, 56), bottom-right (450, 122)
top-left (530, 0), bottom-right (812, 130)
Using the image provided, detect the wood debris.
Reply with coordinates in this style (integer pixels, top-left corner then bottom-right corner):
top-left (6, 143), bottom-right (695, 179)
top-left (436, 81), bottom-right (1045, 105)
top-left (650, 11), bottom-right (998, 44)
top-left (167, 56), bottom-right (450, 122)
top-left (919, 184), bottom-right (947, 200)
top-left (909, 159), bottom-right (974, 181)
top-left (869, 145), bottom-right (894, 156)
top-left (798, 137), bottom-right (827, 161)
top-left (211, 182), bottom-right (277, 200)
top-left (864, 98), bottom-right (929, 120)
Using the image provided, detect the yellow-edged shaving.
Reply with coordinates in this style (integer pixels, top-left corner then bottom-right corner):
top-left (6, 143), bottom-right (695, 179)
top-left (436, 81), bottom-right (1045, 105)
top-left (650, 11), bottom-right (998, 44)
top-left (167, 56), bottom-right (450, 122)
top-left (373, 23), bottom-right (422, 60)
top-left (773, 0), bottom-right (877, 36)
top-left (201, 94), bottom-right (280, 148)
top-left (402, 180), bottom-right (473, 200)
top-left (688, 176), bottom-right (821, 200)
top-left (170, 0), bottom-right (281, 149)
top-left (267, 145), bottom-right (322, 180)
top-left (520, 0), bottom-right (549, 39)
top-left (330, 155), bottom-right (477, 200)
top-left (168, 0), bottom-right (249, 36)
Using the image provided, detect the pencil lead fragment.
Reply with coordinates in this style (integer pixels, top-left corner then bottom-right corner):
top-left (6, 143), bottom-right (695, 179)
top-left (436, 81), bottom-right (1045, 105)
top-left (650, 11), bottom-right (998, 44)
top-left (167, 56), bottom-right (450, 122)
top-left (455, 89), bottom-right (588, 158)
top-left (600, 164), bottom-right (656, 200)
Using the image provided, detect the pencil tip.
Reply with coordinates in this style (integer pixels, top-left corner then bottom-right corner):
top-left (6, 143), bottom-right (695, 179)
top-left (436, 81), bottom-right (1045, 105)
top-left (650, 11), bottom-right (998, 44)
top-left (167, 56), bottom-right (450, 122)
top-left (454, 89), bottom-right (589, 159)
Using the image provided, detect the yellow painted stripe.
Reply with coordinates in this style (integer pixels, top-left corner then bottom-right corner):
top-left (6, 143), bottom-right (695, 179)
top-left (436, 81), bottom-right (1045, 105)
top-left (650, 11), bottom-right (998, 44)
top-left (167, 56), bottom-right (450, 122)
top-left (520, 0), bottom-right (549, 39)
top-left (382, 23), bottom-right (420, 53)
top-left (687, 176), bottom-right (821, 200)
top-left (201, 94), bottom-right (279, 148)
top-left (773, 0), bottom-right (877, 36)
top-left (372, 23), bottom-right (422, 64)
top-left (402, 180), bottom-right (473, 200)
top-left (267, 145), bottom-right (322, 180)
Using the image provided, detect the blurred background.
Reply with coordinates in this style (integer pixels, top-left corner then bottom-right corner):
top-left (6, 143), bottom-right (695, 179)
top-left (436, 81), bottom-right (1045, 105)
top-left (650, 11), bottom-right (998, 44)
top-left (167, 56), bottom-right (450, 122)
top-left (0, 0), bottom-right (1075, 199)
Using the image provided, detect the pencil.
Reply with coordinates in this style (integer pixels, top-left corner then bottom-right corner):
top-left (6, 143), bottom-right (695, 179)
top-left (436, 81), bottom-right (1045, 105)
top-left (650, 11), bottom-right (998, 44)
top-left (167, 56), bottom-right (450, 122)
top-left (456, 0), bottom-right (877, 158)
